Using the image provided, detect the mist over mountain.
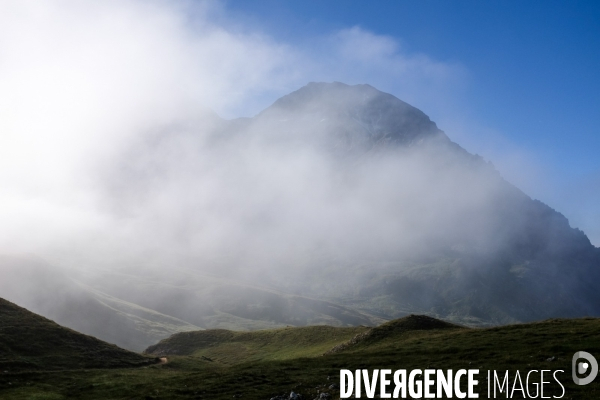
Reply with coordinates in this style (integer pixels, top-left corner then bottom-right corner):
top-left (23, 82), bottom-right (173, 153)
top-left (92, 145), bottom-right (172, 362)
top-left (1, 82), bottom-right (598, 350)
top-left (235, 82), bottom-right (600, 323)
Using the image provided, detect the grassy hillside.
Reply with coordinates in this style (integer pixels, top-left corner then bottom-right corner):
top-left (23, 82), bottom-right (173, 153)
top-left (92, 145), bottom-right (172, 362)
top-left (0, 298), bottom-right (156, 371)
top-left (1, 312), bottom-right (599, 399)
top-left (144, 325), bottom-right (370, 364)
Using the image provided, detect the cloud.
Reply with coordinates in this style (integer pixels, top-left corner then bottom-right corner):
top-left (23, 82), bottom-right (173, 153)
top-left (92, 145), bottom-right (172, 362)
top-left (289, 26), bottom-right (467, 119)
top-left (2, 2), bottom-right (597, 345)
top-left (0, 0), bottom-right (469, 265)
top-left (0, 0), bottom-right (289, 255)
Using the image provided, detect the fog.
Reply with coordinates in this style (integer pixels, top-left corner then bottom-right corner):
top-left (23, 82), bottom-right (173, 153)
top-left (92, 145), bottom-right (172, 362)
top-left (95, 108), bottom-right (506, 274)
top-left (0, 0), bottom-right (467, 269)
top-left (1, 2), bottom-right (597, 349)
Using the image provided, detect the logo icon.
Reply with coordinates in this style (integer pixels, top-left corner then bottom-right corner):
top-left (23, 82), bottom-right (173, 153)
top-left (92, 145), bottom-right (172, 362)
top-left (572, 351), bottom-right (598, 385)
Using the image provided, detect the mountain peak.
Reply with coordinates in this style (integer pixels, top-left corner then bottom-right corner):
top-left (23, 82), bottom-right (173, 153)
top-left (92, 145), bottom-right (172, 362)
top-left (269, 81), bottom-right (379, 108)
top-left (257, 82), bottom-right (446, 150)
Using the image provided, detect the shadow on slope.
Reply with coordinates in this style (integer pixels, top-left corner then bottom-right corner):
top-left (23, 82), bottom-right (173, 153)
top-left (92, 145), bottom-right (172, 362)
top-left (0, 297), bottom-right (156, 371)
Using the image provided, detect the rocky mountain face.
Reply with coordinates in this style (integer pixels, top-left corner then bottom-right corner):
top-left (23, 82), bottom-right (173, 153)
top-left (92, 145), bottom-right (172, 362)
top-left (1, 82), bottom-right (598, 350)
top-left (255, 82), bottom-right (444, 150)
top-left (237, 82), bottom-right (600, 324)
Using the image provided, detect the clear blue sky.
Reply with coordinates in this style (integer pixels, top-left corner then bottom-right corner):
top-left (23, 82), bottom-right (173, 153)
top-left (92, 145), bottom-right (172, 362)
top-left (224, 0), bottom-right (600, 245)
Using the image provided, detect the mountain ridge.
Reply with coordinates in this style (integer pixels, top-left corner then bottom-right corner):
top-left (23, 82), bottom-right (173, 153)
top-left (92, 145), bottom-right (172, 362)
top-left (0, 82), bottom-right (598, 352)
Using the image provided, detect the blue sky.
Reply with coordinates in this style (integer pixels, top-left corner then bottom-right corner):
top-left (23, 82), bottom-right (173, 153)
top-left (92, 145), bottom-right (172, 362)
top-left (0, 0), bottom-right (598, 256)
top-left (223, 0), bottom-right (600, 245)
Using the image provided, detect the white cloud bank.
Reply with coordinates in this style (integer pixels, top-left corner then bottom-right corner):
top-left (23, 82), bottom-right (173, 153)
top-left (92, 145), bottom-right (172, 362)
top-left (11, 0), bottom-right (594, 278)
top-left (0, 0), bottom-right (469, 263)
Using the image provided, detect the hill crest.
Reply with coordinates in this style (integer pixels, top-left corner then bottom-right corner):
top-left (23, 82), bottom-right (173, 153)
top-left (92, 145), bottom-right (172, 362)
top-left (0, 297), bottom-right (155, 371)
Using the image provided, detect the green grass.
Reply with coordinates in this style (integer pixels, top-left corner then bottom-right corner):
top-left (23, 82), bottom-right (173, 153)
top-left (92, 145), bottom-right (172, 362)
top-left (145, 325), bottom-right (371, 364)
top-left (0, 298), bottom-right (156, 371)
top-left (2, 312), bottom-right (600, 399)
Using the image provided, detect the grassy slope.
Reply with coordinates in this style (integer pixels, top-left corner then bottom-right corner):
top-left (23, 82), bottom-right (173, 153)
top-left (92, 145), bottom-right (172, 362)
top-left (0, 298), bottom-right (156, 372)
top-left (144, 325), bottom-right (371, 364)
top-left (2, 315), bottom-right (599, 399)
